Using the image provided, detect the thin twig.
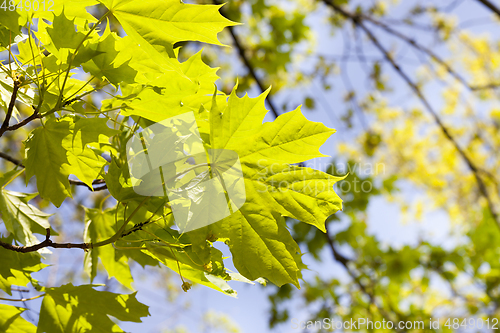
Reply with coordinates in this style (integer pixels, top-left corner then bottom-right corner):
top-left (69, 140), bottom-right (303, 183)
top-left (57, 12), bottom-right (110, 109)
top-left (360, 12), bottom-right (500, 91)
top-left (322, 0), bottom-right (500, 230)
top-left (324, 226), bottom-right (403, 330)
top-left (340, 28), bottom-right (369, 130)
top-left (0, 294), bottom-right (44, 302)
top-left (213, 0), bottom-right (280, 119)
top-left (0, 214), bottom-right (143, 253)
top-left (0, 229), bottom-right (91, 253)
top-left (0, 152), bottom-right (107, 190)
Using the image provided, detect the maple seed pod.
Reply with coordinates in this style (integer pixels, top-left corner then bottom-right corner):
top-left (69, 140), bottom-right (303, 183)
top-left (206, 232), bottom-right (217, 242)
top-left (181, 281), bottom-right (192, 292)
top-left (203, 262), bottom-right (213, 272)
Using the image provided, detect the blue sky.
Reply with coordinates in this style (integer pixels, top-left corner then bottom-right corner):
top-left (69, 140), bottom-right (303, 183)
top-left (3, 1), bottom-right (498, 332)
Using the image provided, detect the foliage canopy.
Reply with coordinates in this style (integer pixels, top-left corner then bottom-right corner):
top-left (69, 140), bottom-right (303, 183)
top-left (0, 0), bottom-right (343, 331)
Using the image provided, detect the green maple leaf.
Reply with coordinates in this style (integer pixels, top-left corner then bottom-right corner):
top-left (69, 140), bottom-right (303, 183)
top-left (192, 88), bottom-right (343, 287)
top-left (180, 50), bottom-right (220, 94)
top-left (0, 247), bottom-right (47, 295)
top-left (214, 88), bottom-right (343, 226)
top-left (72, 116), bottom-right (119, 146)
top-left (37, 284), bottom-right (149, 333)
top-left (0, 26), bottom-right (12, 49)
top-left (99, 0), bottom-right (237, 58)
top-left (34, 76), bottom-right (94, 114)
top-left (109, 33), bottom-right (189, 86)
top-left (101, 49), bottom-right (221, 122)
top-left (83, 208), bottom-right (134, 289)
top-left (0, 8), bottom-right (25, 47)
top-left (24, 116), bottom-right (117, 207)
top-left (101, 50), bottom-right (223, 129)
top-left (135, 226), bottom-right (238, 296)
top-left (0, 304), bottom-right (36, 333)
top-left (105, 83), bottom-right (342, 287)
top-left (32, 0), bottom-right (99, 25)
top-left (82, 26), bottom-right (137, 86)
top-left (0, 190), bottom-right (52, 246)
top-left (46, 10), bottom-right (87, 50)
top-left (102, 158), bottom-right (143, 202)
top-left (40, 10), bottom-right (93, 63)
top-left (145, 240), bottom-right (237, 297)
top-left (103, 84), bottom-right (197, 122)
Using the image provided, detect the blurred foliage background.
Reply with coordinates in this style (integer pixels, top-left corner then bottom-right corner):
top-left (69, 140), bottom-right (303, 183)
top-left (2, 0), bottom-right (500, 331)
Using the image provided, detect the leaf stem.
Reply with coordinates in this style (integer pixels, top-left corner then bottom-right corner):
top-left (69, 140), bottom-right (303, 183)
top-left (57, 12), bottom-right (110, 108)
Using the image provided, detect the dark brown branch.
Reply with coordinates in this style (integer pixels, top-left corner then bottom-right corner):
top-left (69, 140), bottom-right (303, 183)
top-left (0, 80), bottom-right (20, 137)
top-left (0, 229), bottom-right (91, 253)
top-left (476, 0), bottom-right (500, 19)
top-left (323, 0), bottom-right (500, 230)
top-left (1, 206), bottom-right (147, 253)
top-left (0, 152), bottom-right (107, 190)
top-left (324, 229), bottom-right (351, 267)
top-left (0, 152), bottom-right (24, 167)
top-left (324, 228), bottom-right (374, 302)
top-left (324, 225), bottom-right (403, 329)
top-left (214, 0), bottom-right (280, 119)
top-left (4, 110), bottom-right (41, 132)
top-left (68, 179), bottom-right (108, 191)
top-left (0, 103), bottom-right (41, 138)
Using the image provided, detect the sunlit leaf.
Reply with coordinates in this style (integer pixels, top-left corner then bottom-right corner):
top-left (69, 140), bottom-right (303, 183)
top-left (37, 284), bottom-right (149, 333)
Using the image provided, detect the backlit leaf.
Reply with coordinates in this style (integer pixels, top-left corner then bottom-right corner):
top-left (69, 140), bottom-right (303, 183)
top-left (0, 304), bottom-right (36, 333)
top-left (37, 284), bottom-right (149, 333)
top-left (0, 190), bottom-right (52, 246)
top-left (24, 116), bottom-right (115, 207)
top-left (99, 0), bottom-right (237, 58)
top-left (0, 247), bottom-right (47, 295)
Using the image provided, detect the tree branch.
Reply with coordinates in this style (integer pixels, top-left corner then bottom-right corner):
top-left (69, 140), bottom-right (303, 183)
top-left (0, 152), bottom-right (23, 167)
top-left (214, 0), bottom-right (280, 119)
top-left (0, 224), bottom-right (130, 253)
top-left (0, 80), bottom-right (20, 137)
top-left (0, 229), bottom-right (91, 253)
top-left (0, 100), bottom-right (41, 138)
top-left (476, 0), bottom-right (500, 19)
top-left (0, 200), bottom-right (152, 253)
top-left (0, 152), bottom-right (107, 190)
top-left (322, 0), bottom-right (500, 230)
top-left (324, 225), bottom-right (404, 329)
top-left (3, 109), bottom-right (41, 133)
